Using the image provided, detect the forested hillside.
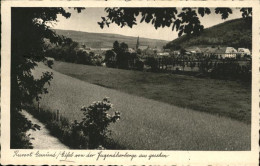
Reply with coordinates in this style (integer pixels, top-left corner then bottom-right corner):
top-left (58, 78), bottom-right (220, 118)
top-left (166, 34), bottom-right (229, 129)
top-left (164, 18), bottom-right (252, 50)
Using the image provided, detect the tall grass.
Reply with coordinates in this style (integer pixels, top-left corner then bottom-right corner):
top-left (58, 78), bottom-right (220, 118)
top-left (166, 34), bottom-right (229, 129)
top-left (25, 106), bottom-right (124, 149)
top-left (33, 63), bottom-right (251, 150)
top-left (52, 61), bottom-right (251, 124)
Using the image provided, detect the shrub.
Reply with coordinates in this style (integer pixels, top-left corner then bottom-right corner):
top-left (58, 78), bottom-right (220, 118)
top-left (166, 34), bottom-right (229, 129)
top-left (145, 57), bottom-right (159, 72)
top-left (26, 98), bottom-right (121, 149)
top-left (135, 60), bottom-right (144, 71)
top-left (76, 97), bottom-right (120, 149)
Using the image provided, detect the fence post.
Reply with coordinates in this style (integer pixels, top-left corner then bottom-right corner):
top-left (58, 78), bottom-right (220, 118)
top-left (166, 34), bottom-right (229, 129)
top-left (56, 109), bottom-right (60, 122)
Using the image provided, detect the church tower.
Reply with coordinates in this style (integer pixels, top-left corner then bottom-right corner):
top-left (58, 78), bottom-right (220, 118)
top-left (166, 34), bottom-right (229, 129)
top-left (136, 36), bottom-right (140, 50)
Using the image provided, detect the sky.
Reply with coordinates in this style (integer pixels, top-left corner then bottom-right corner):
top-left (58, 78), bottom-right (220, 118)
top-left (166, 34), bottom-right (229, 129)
top-left (52, 8), bottom-right (242, 41)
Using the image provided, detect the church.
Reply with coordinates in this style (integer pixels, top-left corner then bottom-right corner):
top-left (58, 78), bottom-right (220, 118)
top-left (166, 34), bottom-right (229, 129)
top-left (135, 36), bottom-right (149, 51)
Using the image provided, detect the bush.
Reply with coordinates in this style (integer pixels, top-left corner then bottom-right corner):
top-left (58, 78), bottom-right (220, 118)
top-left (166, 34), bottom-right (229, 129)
top-left (145, 57), bottom-right (159, 72)
top-left (135, 60), bottom-right (144, 71)
top-left (26, 97), bottom-right (121, 149)
top-left (76, 97), bottom-right (120, 149)
top-left (210, 60), bottom-right (251, 82)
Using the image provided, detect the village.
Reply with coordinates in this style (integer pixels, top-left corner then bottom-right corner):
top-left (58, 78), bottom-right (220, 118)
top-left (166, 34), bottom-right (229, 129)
top-left (79, 36), bottom-right (251, 60)
top-left (70, 36), bottom-right (251, 75)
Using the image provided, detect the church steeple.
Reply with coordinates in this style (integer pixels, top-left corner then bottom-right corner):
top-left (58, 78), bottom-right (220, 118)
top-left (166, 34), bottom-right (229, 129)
top-left (136, 36), bottom-right (140, 49)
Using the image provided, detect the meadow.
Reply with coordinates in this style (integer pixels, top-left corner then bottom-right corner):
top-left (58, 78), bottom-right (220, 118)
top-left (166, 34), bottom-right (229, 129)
top-left (52, 61), bottom-right (251, 123)
top-left (32, 62), bottom-right (251, 150)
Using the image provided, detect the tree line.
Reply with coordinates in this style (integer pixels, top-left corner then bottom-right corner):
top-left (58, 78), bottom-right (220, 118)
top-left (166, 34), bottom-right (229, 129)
top-left (45, 38), bottom-right (103, 66)
top-left (104, 41), bottom-right (144, 70)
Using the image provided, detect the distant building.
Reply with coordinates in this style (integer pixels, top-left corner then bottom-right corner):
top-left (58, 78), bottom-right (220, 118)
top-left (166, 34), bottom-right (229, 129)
top-left (225, 47), bottom-right (238, 57)
top-left (157, 52), bottom-right (170, 57)
top-left (186, 47), bottom-right (202, 55)
top-left (172, 50), bottom-right (180, 56)
top-left (139, 45), bottom-right (149, 51)
top-left (135, 36), bottom-right (149, 51)
top-left (238, 48), bottom-right (251, 57)
top-left (128, 48), bottom-right (136, 53)
top-left (163, 49), bottom-right (171, 52)
top-left (202, 47), bottom-right (237, 59)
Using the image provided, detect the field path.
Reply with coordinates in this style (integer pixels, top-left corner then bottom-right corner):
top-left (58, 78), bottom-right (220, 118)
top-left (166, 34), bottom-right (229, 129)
top-left (21, 110), bottom-right (69, 149)
top-left (32, 63), bottom-right (251, 150)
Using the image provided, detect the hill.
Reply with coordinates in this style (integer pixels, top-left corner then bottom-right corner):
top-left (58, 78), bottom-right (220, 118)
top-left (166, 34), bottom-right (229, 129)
top-left (53, 29), bottom-right (169, 49)
top-left (164, 18), bottom-right (252, 50)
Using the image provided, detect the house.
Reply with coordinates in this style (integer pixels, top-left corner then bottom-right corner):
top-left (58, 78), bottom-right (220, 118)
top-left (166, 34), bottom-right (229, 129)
top-left (186, 47), bottom-right (202, 55)
top-left (214, 47), bottom-right (228, 59)
top-left (201, 47), bottom-right (216, 57)
top-left (238, 48), bottom-right (251, 57)
top-left (157, 52), bottom-right (170, 57)
top-left (153, 47), bottom-right (163, 53)
top-left (224, 47), bottom-right (238, 58)
top-left (138, 45), bottom-right (149, 51)
top-left (202, 47), bottom-right (237, 59)
top-left (163, 49), bottom-right (171, 52)
top-left (128, 48), bottom-right (136, 53)
top-left (172, 50), bottom-right (180, 56)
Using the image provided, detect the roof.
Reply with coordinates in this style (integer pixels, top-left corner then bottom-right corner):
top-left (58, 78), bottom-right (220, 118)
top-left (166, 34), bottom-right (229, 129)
top-left (128, 48), bottom-right (136, 53)
top-left (226, 47), bottom-right (237, 53)
top-left (186, 47), bottom-right (202, 53)
top-left (157, 52), bottom-right (170, 56)
top-left (238, 48), bottom-right (250, 54)
top-left (214, 47), bottom-right (227, 54)
top-left (139, 46), bottom-right (149, 50)
top-left (203, 47), bottom-right (218, 54)
top-left (164, 49), bottom-right (171, 52)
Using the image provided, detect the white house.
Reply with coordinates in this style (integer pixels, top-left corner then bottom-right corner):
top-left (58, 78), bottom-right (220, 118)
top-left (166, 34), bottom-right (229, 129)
top-left (238, 48), bottom-right (251, 57)
top-left (157, 52), bottom-right (170, 57)
top-left (225, 47), bottom-right (238, 58)
top-left (210, 47), bottom-right (237, 59)
top-left (128, 48), bottom-right (136, 53)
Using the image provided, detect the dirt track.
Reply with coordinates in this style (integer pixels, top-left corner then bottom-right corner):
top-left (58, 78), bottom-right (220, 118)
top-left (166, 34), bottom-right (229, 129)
top-left (21, 110), bottom-right (69, 149)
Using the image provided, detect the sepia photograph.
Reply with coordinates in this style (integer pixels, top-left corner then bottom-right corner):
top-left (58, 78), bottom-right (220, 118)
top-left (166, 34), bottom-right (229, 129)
top-left (10, 6), bottom-right (253, 150)
top-left (1, 0), bottom-right (259, 165)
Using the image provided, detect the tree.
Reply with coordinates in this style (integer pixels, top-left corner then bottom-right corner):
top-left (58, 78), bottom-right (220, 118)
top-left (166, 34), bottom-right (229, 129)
top-left (98, 8), bottom-right (252, 37)
top-left (11, 7), bottom-right (82, 148)
top-left (112, 41), bottom-right (120, 53)
top-left (119, 42), bottom-right (128, 52)
top-left (76, 50), bottom-right (88, 64)
top-left (105, 50), bottom-right (117, 67)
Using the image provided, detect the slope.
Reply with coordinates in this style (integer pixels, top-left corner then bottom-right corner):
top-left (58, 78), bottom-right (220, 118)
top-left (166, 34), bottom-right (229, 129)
top-left (53, 29), bottom-right (169, 49)
top-left (32, 62), bottom-right (250, 150)
top-left (165, 18), bottom-right (252, 49)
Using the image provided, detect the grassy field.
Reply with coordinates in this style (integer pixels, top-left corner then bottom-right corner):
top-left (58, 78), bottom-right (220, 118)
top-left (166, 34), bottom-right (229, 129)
top-left (32, 62), bottom-right (251, 150)
top-left (52, 61), bottom-right (251, 124)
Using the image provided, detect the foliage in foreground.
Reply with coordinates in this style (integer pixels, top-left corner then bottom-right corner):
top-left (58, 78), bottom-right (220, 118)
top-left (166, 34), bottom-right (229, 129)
top-left (99, 8), bottom-right (252, 37)
top-left (11, 8), bottom-right (73, 149)
top-left (26, 98), bottom-right (121, 149)
top-left (76, 97), bottom-right (121, 148)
